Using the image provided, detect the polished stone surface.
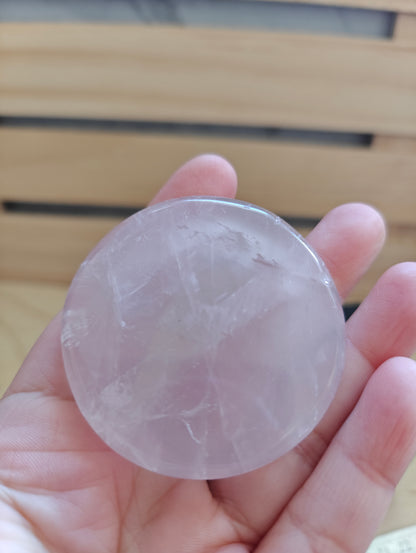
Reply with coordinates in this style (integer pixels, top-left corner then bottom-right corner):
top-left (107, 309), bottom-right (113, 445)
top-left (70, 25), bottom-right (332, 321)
top-left (62, 197), bottom-right (345, 479)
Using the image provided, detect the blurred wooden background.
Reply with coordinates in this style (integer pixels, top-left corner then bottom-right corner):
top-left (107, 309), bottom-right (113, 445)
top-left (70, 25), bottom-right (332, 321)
top-left (0, 0), bottom-right (415, 538)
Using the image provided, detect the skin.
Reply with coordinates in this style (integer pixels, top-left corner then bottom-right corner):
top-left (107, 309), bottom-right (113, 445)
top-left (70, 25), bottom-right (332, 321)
top-left (1, 154), bottom-right (416, 553)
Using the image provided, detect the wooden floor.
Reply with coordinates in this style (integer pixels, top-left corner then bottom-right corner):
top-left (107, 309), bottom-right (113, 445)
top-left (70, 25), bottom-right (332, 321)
top-left (0, 278), bottom-right (415, 537)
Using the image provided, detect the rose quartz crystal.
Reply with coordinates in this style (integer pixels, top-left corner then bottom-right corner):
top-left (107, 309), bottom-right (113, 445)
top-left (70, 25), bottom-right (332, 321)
top-left (62, 197), bottom-right (345, 479)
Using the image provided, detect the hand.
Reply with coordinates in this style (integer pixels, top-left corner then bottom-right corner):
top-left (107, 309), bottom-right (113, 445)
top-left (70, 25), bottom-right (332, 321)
top-left (1, 155), bottom-right (416, 553)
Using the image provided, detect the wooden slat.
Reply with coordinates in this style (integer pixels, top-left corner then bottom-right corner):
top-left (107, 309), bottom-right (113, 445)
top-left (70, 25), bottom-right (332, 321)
top-left (394, 13), bottom-right (416, 40)
top-left (1, 128), bottom-right (416, 226)
top-left (1, 24), bottom-right (416, 135)
top-left (0, 212), bottom-right (121, 283)
top-left (255, 0), bottom-right (416, 12)
top-left (373, 136), bottom-right (416, 152)
top-left (1, 211), bottom-right (414, 304)
top-left (372, 16), bottom-right (416, 152)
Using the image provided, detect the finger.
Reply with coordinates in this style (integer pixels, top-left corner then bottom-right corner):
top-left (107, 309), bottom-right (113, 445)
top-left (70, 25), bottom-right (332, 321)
top-left (306, 202), bottom-right (386, 300)
top-left (257, 356), bottom-right (416, 553)
top-left (317, 262), bottom-right (416, 448)
top-left (347, 262), bottom-right (416, 367)
top-left (292, 267), bottom-right (416, 469)
top-left (211, 261), bottom-right (416, 537)
top-left (5, 155), bottom-right (238, 400)
top-left (317, 262), bottom-right (416, 450)
top-left (210, 203), bottom-right (386, 530)
top-left (149, 154), bottom-right (237, 204)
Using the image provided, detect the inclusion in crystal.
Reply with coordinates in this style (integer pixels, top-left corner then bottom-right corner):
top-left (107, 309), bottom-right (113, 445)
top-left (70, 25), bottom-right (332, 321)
top-left (61, 197), bottom-right (345, 479)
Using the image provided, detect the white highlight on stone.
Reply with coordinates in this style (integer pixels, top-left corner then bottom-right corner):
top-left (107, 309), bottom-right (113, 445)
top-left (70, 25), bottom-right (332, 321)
top-left (61, 197), bottom-right (345, 479)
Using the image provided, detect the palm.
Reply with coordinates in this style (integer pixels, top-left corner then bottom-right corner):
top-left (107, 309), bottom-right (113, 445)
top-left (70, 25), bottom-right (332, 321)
top-left (1, 156), bottom-right (416, 553)
top-left (0, 377), bottom-right (260, 552)
top-left (0, 386), bottom-right (237, 552)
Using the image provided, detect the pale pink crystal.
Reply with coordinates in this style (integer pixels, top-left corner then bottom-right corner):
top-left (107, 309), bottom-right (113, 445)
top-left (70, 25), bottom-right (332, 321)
top-left (61, 197), bottom-right (345, 479)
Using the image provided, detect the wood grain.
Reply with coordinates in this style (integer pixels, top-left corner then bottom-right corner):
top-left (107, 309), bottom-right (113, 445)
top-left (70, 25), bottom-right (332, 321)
top-left (254, 0), bottom-right (416, 12)
top-left (2, 128), bottom-right (416, 225)
top-left (1, 24), bottom-right (416, 135)
top-left (1, 211), bottom-right (414, 304)
top-left (373, 136), bottom-right (416, 152)
top-left (372, 16), bottom-right (416, 152)
top-left (0, 212), bottom-right (121, 283)
top-left (394, 13), bottom-right (416, 41)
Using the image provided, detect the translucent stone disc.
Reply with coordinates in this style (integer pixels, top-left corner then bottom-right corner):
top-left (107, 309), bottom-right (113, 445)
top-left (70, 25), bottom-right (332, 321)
top-left (62, 197), bottom-right (345, 479)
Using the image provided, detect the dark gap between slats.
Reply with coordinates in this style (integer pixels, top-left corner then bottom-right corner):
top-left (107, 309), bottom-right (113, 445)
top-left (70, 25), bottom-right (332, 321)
top-left (0, 0), bottom-right (395, 39)
top-left (2, 201), bottom-right (320, 228)
top-left (3, 201), bottom-right (140, 219)
top-left (0, 117), bottom-right (373, 148)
